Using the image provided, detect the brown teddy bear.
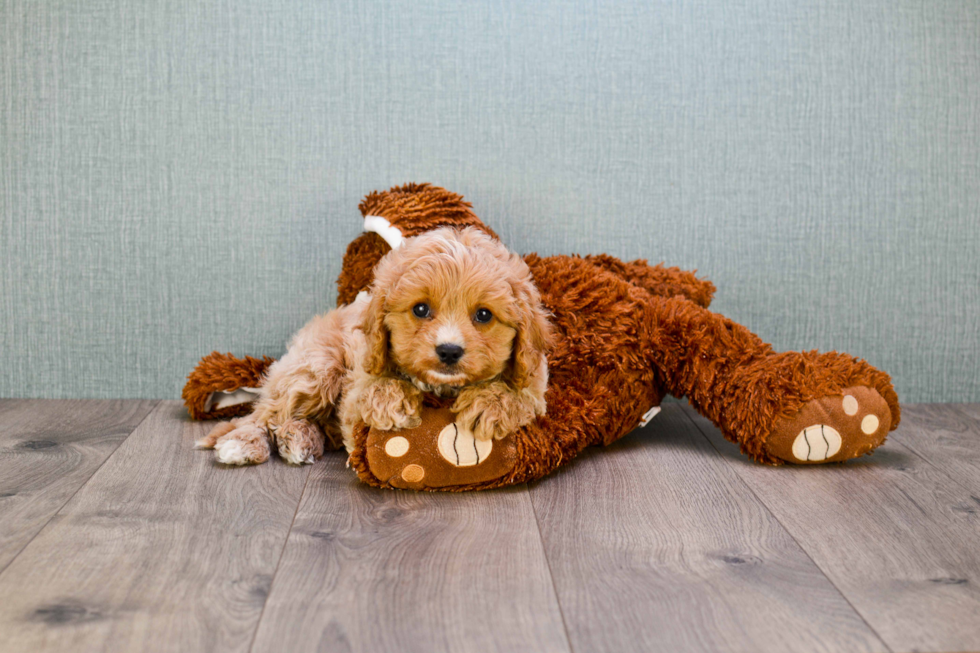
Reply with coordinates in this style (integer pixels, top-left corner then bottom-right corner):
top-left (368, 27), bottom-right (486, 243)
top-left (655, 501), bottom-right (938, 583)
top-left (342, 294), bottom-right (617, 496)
top-left (184, 183), bottom-right (900, 490)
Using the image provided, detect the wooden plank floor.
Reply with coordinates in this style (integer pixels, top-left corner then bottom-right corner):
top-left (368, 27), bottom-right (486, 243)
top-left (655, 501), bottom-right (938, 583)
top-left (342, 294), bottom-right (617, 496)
top-left (0, 399), bottom-right (977, 652)
top-left (0, 400), bottom-right (157, 573)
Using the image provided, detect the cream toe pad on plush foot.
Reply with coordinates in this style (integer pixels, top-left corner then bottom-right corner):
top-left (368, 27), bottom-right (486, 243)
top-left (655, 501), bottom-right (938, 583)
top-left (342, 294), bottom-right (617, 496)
top-left (791, 425), bottom-right (842, 461)
top-left (438, 423), bottom-right (492, 467)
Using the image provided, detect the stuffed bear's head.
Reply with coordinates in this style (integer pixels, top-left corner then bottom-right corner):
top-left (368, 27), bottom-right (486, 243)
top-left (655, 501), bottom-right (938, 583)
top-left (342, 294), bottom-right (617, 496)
top-left (336, 183), bottom-right (499, 306)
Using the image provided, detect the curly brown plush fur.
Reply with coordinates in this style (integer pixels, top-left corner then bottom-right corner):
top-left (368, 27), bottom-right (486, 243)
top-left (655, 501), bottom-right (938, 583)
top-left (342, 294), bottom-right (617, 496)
top-left (182, 352), bottom-right (272, 420)
top-left (336, 183), bottom-right (499, 307)
top-left (185, 183), bottom-right (900, 490)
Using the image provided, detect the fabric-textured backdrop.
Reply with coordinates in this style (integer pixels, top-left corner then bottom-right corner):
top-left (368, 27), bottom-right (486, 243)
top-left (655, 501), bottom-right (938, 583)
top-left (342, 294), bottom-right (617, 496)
top-left (2, 0), bottom-right (978, 402)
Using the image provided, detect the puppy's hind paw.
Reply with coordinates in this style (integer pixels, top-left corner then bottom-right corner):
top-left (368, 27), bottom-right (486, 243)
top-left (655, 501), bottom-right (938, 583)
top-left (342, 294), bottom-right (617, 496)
top-left (274, 419), bottom-right (325, 465)
top-left (215, 438), bottom-right (253, 465)
top-left (195, 420), bottom-right (238, 450)
top-left (202, 419), bottom-right (271, 466)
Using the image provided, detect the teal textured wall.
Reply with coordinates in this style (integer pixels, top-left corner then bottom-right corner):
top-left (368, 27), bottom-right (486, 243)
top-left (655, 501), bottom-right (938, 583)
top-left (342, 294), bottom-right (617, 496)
top-left (1, 0), bottom-right (978, 401)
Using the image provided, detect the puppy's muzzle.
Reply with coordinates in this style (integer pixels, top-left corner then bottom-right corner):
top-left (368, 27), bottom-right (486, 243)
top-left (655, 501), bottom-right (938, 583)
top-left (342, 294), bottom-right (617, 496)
top-left (435, 343), bottom-right (464, 365)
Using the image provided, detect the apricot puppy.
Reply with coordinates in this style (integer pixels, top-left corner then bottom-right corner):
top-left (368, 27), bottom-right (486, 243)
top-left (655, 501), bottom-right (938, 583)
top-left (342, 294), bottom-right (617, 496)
top-left (339, 227), bottom-right (552, 448)
top-left (197, 226), bottom-right (552, 465)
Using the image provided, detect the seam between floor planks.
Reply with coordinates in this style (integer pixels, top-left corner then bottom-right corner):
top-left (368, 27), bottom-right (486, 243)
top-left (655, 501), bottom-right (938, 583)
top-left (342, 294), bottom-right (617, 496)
top-left (890, 403), bottom-right (980, 499)
top-left (0, 399), bottom-right (160, 576)
top-left (0, 402), bottom-right (315, 653)
top-left (674, 405), bottom-right (894, 653)
top-left (527, 403), bottom-right (887, 653)
top-left (0, 403), bottom-right (161, 575)
top-left (248, 459), bottom-right (572, 653)
top-left (527, 486), bottom-right (576, 653)
top-left (246, 457), bottom-right (314, 653)
top-left (3, 401), bottom-right (977, 652)
top-left (681, 402), bottom-right (980, 653)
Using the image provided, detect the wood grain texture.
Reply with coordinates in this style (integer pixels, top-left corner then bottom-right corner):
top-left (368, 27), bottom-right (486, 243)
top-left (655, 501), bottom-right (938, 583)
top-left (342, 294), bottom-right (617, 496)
top-left (529, 403), bottom-right (884, 653)
top-left (0, 399), bottom-right (157, 573)
top-left (684, 403), bottom-right (980, 653)
top-left (890, 403), bottom-right (980, 496)
top-left (3, 399), bottom-right (978, 652)
top-left (0, 402), bottom-right (310, 653)
top-left (251, 458), bottom-right (571, 653)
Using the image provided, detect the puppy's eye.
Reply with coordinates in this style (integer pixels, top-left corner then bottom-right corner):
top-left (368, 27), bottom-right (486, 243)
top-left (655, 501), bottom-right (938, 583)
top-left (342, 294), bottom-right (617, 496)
top-left (474, 308), bottom-right (493, 324)
top-left (412, 303), bottom-right (431, 318)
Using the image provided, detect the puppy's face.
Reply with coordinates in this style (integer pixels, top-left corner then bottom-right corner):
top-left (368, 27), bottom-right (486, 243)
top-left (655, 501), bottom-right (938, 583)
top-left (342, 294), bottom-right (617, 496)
top-left (364, 227), bottom-right (551, 391)
top-left (385, 272), bottom-right (518, 387)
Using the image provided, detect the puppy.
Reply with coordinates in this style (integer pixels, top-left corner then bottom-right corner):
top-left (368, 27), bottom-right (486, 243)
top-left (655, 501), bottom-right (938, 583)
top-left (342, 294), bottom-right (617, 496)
top-left (197, 227), bottom-right (552, 465)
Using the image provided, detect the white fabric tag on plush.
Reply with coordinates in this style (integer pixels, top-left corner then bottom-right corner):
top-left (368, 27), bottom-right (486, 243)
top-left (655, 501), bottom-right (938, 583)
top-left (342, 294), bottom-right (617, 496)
top-left (363, 215), bottom-right (404, 250)
top-left (638, 405), bottom-right (661, 428)
top-left (204, 387), bottom-right (261, 412)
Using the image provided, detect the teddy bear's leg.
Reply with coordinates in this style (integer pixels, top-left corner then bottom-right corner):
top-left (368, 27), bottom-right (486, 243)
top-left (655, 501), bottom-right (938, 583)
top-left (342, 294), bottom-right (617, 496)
top-left (643, 295), bottom-right (900, 464)
top-left (182, 352), bottom-right (275, 421)
top-left (584, 255), bottom-right (716, 308)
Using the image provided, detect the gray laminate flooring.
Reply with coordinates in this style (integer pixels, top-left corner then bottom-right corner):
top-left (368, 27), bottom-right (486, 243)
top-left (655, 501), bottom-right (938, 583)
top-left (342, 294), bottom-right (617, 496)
top-left (0, 399), bottom-right (976, 653)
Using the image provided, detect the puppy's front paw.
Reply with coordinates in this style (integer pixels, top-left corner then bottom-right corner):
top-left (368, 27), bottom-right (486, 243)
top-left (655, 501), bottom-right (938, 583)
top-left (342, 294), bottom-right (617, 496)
top-left (358, 377), bottom-right (423, 431)
top-left (452, 383), bottom-right (533, 441)
top-left (273, 419), bottom-right (325, 465)
top-left (197, 418), bottom-right (272, 465)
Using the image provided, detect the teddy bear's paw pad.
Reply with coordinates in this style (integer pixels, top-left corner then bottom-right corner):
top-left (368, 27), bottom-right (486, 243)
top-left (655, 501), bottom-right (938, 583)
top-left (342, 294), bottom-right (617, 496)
top-left (364, 407), bottom-right (516, 490)
top-left (766, 386), bottom-right (891, 464)
top-left (437, 423), bottom-right (492, 467)
top-left (791, 425), bottom-right (842, 462)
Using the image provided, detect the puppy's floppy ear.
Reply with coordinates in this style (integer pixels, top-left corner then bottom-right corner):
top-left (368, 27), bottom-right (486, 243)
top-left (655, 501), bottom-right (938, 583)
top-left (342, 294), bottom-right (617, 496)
top-left (362, 285), bottom-right (391, 376)
top-left (362, 237), bottom-right (417, 376)
top-left (504, 276), bottom-right (553, 392)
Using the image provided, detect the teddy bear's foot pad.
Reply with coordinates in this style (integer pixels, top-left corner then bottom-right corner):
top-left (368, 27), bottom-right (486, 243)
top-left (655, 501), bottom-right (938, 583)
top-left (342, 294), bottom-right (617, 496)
top-left (765, 386), bottom-right (891, 464)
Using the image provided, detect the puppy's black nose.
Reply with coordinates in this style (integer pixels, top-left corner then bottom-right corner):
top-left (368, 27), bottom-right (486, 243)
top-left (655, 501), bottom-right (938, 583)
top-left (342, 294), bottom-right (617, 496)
top-left (435, 343), bottom-right (465, 365)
